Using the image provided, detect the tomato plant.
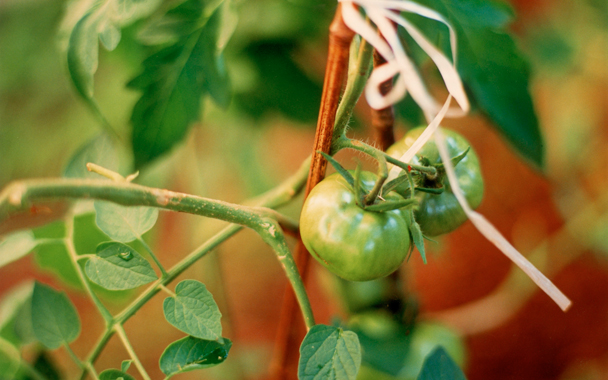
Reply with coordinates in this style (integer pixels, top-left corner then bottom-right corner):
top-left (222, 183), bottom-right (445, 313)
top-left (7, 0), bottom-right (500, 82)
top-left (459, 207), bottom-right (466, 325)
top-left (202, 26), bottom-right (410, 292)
top-left (0, 0), bottom-right (580, 379)
top-left (387, 127), bottom-right (484, 237)
top-left (300, 171), bottom-right (412, 281)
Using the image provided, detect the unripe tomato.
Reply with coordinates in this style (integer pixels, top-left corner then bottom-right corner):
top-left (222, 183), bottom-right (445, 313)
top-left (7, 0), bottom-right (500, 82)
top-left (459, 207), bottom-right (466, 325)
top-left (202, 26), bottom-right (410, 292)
top-left (387, 127), bottom-right (484, 236)
top-left (300, 171), bottom-right (411, 282)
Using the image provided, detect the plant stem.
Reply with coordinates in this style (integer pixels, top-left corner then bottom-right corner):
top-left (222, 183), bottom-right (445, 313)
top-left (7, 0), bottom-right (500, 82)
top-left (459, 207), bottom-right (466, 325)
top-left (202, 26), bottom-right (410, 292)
top-left (255, 219), bottom-right (315, 329)
top-left (306, 3), bottom-right (355, 192)
top-left (332, 37), bottom-right (374, 144)
top-left (137, 236), bottom-right (168, 277)
top-left (64, 343), bottom-right (85, 370)
top-left (114, 325), bottom-right (151, 380)
top-left (271, 7), bottom-right (356, 378)
top-left (75, 157), bottom-right (310, 372)
top-left (64, 215), bottom-right (114, 324)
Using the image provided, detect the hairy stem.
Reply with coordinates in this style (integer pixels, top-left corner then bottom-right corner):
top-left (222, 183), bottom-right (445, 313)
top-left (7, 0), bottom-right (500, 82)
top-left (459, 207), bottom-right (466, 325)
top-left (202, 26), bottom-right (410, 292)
top-left (270, 6), bottom-right (355, 379)
top-left (73, 157), bottom-right (310, 373)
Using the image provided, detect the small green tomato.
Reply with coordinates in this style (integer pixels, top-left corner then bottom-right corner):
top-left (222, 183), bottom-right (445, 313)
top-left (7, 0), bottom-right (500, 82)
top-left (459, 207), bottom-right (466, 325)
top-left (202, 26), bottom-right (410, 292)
top-left (387, 127), bottom-right (484, 236)
top-left (299, 171), bottom-right (411, 282)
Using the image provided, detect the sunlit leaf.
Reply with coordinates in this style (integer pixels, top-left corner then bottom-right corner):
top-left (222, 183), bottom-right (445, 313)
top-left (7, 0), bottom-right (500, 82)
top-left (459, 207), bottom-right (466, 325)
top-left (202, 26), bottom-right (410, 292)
top-left (163, 280), bottom-right (222, 340)
top-left (0, 337), bottom-right (21, 379)
top-left (94, 201), bottom-right (159, 242)
top-left (63, 133), bottom-right (118, 179)
top-left (31, 282), bottom-right (81, 349)
top-left (0, 282), bottom-right (34, 347)
top-left (298, 324), bottom-right (361, 380)
top-left (65, 0), bottom-right (162, 98)
top-left (85, 242), bottom-right (157, 290)
top-left (159, 336), bottom-right (232, 376)
top-left (417, 346), bottom-right (467, 380)
top-left (0, 231), bottom-right (37, 269)
top-left (129, 0), bottom-right (230, 168)
top-left (99, 368), bottom-right (136, 380)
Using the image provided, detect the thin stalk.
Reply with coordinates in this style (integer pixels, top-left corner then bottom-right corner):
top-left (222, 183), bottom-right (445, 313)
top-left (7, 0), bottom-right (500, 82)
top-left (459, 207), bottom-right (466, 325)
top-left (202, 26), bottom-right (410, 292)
top-left (79, 330), bottom-right (114, 380)
top-left (64, 215), bottom-right (113, 324)
top-left (77, 158), bottom-right (310, 370)
top-left (64, 343), bottom-right (85, 370)
top-left (332, 37), bottom-right (374, 144)
top-left (137, 236), bottom-right (168, 278)
top-left (114, 325), bottom-right (151, 380)
top-left (255, 219), bottom-right (315, 329)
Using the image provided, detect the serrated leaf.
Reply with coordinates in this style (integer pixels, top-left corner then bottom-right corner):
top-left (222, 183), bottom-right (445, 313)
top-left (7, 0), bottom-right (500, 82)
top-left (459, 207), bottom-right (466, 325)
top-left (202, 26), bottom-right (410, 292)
top-left (163, 280), bottom-right (222, 340)
top-left (0, 337), bottom-right (21, 379)
top-left (66, 0), bottom-right (161, 98)
top-left (99, 369), bottom-right (136, 380)
top-left (94, 201), bottom-right (159, 242)
top-left (411, 0), bottom-right (544, 168)
top-left (85, 242), bottom-right (157, 290)
top-left (234, 40), bottom-right (322, 123)
top-left (0, 231), bottom-right (37, 269)
top-left (159, 336), bottom-right (232, 376)
top-left (31, 282), bottom-right (81, 349)
top-left (63, 133), bottom-right (118, 179)
top-left (129, 1), bottom-right (230, 169)
top-left (298, 324), bottom-right (361, 380)
top-left (417, 346), bottom-right (467, 380)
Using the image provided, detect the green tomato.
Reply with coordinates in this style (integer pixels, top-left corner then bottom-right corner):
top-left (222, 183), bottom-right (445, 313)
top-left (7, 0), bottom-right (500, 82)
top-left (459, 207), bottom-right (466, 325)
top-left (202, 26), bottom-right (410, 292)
top-left (387, 127), bottom-right (484, 237)
top-left (300, 171), bottom-right (411, 282)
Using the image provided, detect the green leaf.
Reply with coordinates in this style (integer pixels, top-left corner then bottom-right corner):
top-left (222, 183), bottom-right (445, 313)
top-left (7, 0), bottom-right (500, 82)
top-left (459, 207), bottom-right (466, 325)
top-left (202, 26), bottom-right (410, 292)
top-left (0, 282), bottom-right (35, 347)
top-left (163, 280), bottom-right (222, 340)
top-left (410, 220), bottom-right (427, 264)
top-left (234, 40), bottom-right (322, 123)
top-left (410, 0), bottom-right (544, 169)
top-left (31, 282), bottom-right (81, 349)
top-left (99, 369), bottom-right (136, 380)
top-left (94, 201), bottom-right (159, 242)
top-left (85, 242), bottom-right (158, 290)
top-left (159, 336), bottom-right (232, 376)
top-left (29, 352), bottom-right (62, 380)
top-left (65, 0), bottom-right (161, 98)
top-left (364, 199), bottom-right (417, 213)
top-left (63, 133), bottom-right (118, 179)
top-left (298, 324), bottom-right (361, 380)
top-left (0, 230), bottom-right (37, 269)
top-left (0, 337), bottom-right (21, 379)
top-left (121, 359), bottom-right (132, 373)
top-left (318, 151), bottom-right (355, 188)
top-left (416, 346), bottom-right (467, 380)
top-left (34, 242), bottom-right (82, 289)
top-left (129, 0), bottom-right (230, 169)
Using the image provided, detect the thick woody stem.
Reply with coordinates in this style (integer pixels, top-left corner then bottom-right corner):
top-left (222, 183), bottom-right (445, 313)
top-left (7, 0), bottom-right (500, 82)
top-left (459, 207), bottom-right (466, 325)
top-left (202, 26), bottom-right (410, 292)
top-left (269, 5), bottom-right (355, 379)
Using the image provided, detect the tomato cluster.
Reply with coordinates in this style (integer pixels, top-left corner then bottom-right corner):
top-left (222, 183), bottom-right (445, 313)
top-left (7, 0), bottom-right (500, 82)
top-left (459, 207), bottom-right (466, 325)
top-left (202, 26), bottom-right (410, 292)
top-left (300, 127), bottom-right (483, 282)
top-left (386, 127), bottom-right (484, 237)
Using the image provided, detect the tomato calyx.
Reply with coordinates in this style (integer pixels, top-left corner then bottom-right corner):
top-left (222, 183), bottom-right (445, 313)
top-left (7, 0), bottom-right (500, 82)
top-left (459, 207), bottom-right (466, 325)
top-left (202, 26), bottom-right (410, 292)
top-left (319, 151), bottom-right (418, 213)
